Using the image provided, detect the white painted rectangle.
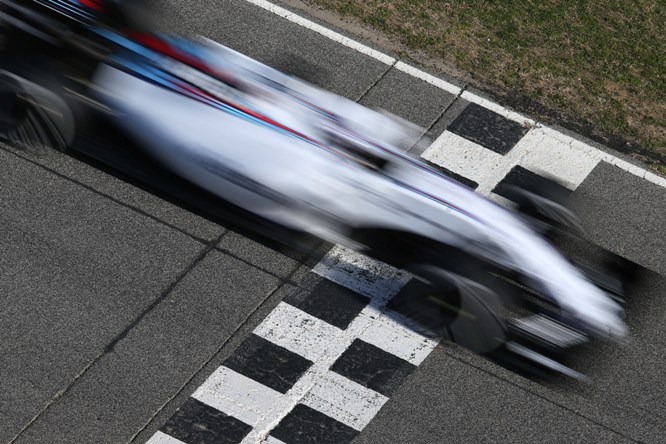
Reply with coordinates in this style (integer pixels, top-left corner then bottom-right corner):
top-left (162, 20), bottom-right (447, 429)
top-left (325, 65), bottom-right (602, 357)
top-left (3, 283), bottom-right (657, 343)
top-left (253, 302), bottom-right (343, 362)
top-left (422, 130), bottom-right (506, 187)
top-left (301, 370), bottom-right (389, 430)
top-left (192, 366), bottom-right (285, 427)
top-left (145, 431), bottom-right (187, 444)
top-left (514, 126), bottom-right (601, 190)
top-left (357, 312), bottom-right (438, 365)
top-left (312, 245), bottom-right (410, 301)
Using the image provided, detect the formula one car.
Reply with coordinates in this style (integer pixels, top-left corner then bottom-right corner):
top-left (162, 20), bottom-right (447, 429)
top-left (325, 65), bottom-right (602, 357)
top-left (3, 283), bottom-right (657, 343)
top-left (0, 0), bottom-right (631, 378)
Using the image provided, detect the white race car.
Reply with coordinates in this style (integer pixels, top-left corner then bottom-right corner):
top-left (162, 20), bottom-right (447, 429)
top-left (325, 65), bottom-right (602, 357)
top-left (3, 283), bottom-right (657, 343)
top-left (0, 0), bottom-right (631, 378)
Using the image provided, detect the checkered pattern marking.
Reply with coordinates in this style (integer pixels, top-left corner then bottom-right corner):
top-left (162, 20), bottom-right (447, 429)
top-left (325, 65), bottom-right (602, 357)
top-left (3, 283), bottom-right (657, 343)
top-left (144, 96), bottom-right (625, 444)
top-left (145, 65), bottom-right (662, 444)
top-left (421, 102), bottom-right (603, 200)
top-left (447, 103), bottom-right (529, 155)
top-left (148, 245), bottom-right (436, 444)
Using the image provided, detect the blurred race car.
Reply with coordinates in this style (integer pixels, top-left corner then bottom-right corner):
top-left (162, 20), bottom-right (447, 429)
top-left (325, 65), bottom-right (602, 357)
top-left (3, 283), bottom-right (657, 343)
top-left (0, 0), bottom-right (631, 378)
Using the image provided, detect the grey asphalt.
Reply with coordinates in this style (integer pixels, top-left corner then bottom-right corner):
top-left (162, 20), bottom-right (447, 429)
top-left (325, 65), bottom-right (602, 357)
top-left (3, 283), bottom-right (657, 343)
top-left (355, 162), bottom-right (666, 443)
top-left (1, 0), bottom-right (664, 443)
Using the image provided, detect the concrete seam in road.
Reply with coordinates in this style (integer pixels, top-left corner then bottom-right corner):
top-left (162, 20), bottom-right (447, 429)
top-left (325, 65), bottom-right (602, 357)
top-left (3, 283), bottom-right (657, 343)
top-left (8, 232), bottom-right (228, 444)
top-left (213, 245), bottom-right (308, 284)
top-left (0, 144), bottom-right (215, 245)
top-left (148, 246), bottom-right (436, 444)
top-left (354, 61), bottom-right (396, 102)
top-left (129, 254), bottom-right (309, 444)
top-left (103, 232), bottom-right (230, 354)
top-left (411, 86), bottom-right (469, 153)
top-left (441, 349), bottom-right (644, 443)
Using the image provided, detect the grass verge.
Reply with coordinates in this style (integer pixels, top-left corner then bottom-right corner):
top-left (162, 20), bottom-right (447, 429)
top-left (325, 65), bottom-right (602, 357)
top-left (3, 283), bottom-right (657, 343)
top-left (302, 0), bottom-right (665, 167)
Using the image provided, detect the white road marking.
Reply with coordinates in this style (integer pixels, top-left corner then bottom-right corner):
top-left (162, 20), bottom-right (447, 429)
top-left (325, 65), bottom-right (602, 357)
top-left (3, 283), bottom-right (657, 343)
top-left (241, 3), bottom-right (461, 93)
top-left (423, 125), bottom-right (602, 195)
top-left (357, 311), bottom-right (438, 366)
top-left (394, 61), bottom-right (461, 95)
top-left (301, 370), bottom-right (389, 430)
top-left (242, 0), bottom-right (665, 189)
top-left (511, 126), bottom-right (601, 190)
top-left (243, 0), bottom-right (395, 65)
top-left (312, 244), bottom-right (410, 301)
top-left (241, 246), bottom-right (432, 443)
top-left (192, 366), bottom-right (284, 428)
top-left (421, 131), bottom-right (510, 195)
top-left (145, 431), bottom-right (187, 444)
top-left (461, 91), bottom-right (535, 126)
top-left (645, 171), bottom-right (666, 188)
top-left (253, 302), bottom-right (343, 362)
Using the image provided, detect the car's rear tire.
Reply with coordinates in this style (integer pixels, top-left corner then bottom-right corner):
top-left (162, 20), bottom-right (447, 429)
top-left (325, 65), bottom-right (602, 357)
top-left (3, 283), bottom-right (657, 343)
top-left (0, 57), bottom-right (74, 152)
top-left (397, 263), bottom-right (510, 354)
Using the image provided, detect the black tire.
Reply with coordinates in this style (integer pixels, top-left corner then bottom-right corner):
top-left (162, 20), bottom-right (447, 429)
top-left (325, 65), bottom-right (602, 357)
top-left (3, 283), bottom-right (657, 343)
top-left (397, 263), bottom-right (511, 354)
top-left (0, 57), bottom-right (74, 152)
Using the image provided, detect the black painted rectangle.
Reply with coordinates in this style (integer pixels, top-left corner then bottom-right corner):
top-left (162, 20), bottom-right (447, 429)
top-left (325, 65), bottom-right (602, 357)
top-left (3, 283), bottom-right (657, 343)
top-left (448, 103), bottom-right (529, 155)
top-left (421, 158), bottom-right (479, 190)
top-left (284, 275), bottom-right (369, 330)
top-left (160, 397), bottom-right (252, 444)
top-left (493, 165), bottom-right (572, 203)
top-left (331, 339), bottom-right (416, 397)
top-left (223, 334), bottom-right (313, 394)
top-left (270, 404), bottom-right (359, 444)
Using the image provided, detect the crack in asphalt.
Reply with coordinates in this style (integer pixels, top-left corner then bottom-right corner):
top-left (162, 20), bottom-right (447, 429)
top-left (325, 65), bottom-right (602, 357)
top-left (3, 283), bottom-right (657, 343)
top-left (8, 231), bottom-right (228, 444)
top-left (126, 250), bottom-right (310, 444)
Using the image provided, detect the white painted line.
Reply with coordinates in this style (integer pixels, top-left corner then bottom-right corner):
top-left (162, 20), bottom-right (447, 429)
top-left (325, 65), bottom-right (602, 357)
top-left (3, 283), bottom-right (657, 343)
top-left (244, 0), bottom-right (665, 190)
top-left (357, 311), bottom-right (438, 365)
top-left (312, 245), bottom-right (410, 302)
top-left (243, 247), bottom-right (416, 442)
top-left (253, 302), bottom-right (343, 362)
top-left (243, 0), bottom-right (396, 65)
top-left (422, 130), bottom-right (508, 194)
top-left (645, 171), bottom-right (666, 188)
top-left (461, 91), bottom-right (536, 126)
top-left (263, 437), bottom-right (287, 444)
top-left (192, 366), bottom-right (285, 428)
top-left (394, 61), bottom-right (461, 95)
top-left (609, 156), bottom-right (648, 178)
top-left (301, 370), bottom-right (389, 430)
top-left (145, 431), bottom-right (186, 444)
top-left (514, 126), bottom-right (601, 190)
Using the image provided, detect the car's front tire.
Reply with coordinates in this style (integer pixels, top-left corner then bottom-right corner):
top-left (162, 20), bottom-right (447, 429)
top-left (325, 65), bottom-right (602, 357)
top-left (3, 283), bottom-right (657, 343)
top-left (396, 263), bottom-right (510, 354)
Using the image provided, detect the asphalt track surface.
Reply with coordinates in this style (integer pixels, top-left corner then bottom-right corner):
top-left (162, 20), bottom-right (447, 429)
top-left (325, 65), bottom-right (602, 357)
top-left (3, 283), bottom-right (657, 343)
top-left (1, 0), bottom-right (665, 443)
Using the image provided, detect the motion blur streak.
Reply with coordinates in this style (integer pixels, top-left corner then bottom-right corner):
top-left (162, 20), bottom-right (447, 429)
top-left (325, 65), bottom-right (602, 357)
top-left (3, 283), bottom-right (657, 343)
top-left (0, 0), bottom-right (641, 379)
